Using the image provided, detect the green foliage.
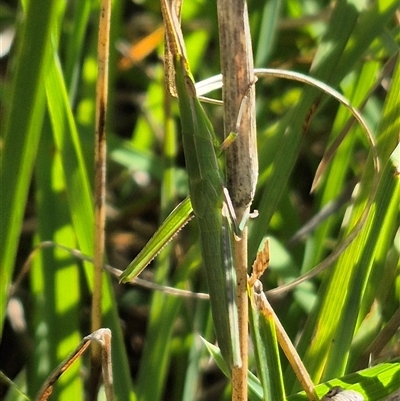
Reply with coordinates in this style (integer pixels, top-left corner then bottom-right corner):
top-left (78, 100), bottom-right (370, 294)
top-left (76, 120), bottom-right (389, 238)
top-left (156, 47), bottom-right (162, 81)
top-left (0, 0), bottom-right (398, 400)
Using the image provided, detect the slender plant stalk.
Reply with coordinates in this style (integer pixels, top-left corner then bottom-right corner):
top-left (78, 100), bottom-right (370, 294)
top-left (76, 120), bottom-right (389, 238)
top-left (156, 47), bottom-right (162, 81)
top-left (159, 0), bottom-right (243, 369)
top-left (260, 288), bottom-right (318, 401)
top-left (35, 329), bottom-right (114, 401)
top-left (216, 3), bottom-right (258, 217)
top-left (232, 227), bottom-right (250, 400)
top-left (216, 0), bottom-right (258, 399)
top-left (90, 0), bottom-right (111, 398)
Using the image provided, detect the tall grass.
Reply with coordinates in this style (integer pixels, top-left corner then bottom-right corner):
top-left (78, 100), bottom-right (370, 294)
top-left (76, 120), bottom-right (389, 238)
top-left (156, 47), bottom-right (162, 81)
top-left (0, 0), bottom-right (399, 400)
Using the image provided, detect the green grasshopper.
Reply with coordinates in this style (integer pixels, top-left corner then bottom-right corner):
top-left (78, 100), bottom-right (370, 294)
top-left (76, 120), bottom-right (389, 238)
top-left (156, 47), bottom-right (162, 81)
top-left (118, 0), bottom-right (380, 373)
top-left (119, 0), bottom-right (241, 368)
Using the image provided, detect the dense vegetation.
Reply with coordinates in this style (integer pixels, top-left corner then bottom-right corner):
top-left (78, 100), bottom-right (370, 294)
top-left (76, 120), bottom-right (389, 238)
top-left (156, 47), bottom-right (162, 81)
top-left (0, 0), bottom-right (399, 400)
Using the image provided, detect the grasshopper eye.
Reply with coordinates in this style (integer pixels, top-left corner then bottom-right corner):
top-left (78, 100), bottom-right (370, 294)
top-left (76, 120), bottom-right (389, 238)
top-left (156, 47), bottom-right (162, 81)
top-left (322, 387), bottom-right (364, 401)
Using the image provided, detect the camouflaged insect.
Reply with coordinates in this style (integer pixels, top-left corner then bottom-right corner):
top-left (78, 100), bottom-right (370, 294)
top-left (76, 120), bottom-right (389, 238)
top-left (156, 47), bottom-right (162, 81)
top-left (322, 387), bottom-right (365, 401)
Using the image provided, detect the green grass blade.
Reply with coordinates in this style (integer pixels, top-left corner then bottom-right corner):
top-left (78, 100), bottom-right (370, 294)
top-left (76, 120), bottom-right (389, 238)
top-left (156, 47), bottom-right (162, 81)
top-left (333, 0), bottom-right (399, 80)
top-left (249, 286), bottom-right (285, 401)
top-left (136, 291), bottom-right (183, 401)
top-left (63, 0), bottom-right (92, 99)
top-left (203, 341), bottom-right (400, 401)
top-left (309, 59), bottom-right (382, 268)
top-left (0, 0), bottom-right (59, 338)
top-left (44, 46), bottom-right (134, 400)
top-left (288, 362), bottom-right (400, 401)
top-left (45, 53), bottom-right (94, 258)
top-left (134, 58), bottom-right (182, 400)
top-left (254, 0), bottom-right (283, 67)
top-left (119, 197), bottom-right (193, 283)
top-left (289, 53), bottom-right (400, 389)
top-left (343, 58), bottom-right (400, 370)
top-left (322, 53), bottom-right (400, 381)
top-left (28, 122), bottom-right (83, 398)
top-left (135, 243), bottom-right (199, 401)
top-left (181, 300), bottom-right (212, 401)
top-left (2, 371), bottom-right (30, 401)
top-left (249, 0), bottom-right (398, 263)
